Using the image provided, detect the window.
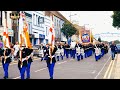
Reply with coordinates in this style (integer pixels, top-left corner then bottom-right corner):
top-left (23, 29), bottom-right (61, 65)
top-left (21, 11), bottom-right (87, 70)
top-left (5, 11), bottom-right (7, 19)
top-left (38, 16), bottom-right (40, 25)
top-left (33, 14), bottom-right (35, 25)
top-left (28, 23), bottom-right (31, 34)
top-left (46, 27), bottom-right (47, 36)
top-left (36, 15), bottom-right (38, 26)
top-left (54, 18), bottom-right (56, 26)
top-left (0, 11), bottom-right (2, 26)
top-left (57, 20), bottom-right (58, 27)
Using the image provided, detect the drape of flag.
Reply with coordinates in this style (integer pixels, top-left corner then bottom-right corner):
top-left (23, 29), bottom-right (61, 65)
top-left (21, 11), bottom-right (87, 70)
top-left (48, 16), bottom-right (55, 48)
top-left (3, 14), bottom-right (10, 48)
top-left (19, 12), bottom-right (32, 48)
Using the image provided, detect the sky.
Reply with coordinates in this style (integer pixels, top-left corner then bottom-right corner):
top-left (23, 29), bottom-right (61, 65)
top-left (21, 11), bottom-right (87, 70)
top-left (59, 11), bottom-right (120, 41)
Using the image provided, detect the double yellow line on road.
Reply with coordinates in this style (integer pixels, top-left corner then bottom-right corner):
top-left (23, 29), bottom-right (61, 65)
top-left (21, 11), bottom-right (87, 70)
top-left (103, 54), bottom-right (117, 79)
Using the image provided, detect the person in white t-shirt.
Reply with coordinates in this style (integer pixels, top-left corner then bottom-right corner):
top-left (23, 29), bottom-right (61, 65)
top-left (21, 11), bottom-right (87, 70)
top-left (13, 42), bottom-right (19, 59)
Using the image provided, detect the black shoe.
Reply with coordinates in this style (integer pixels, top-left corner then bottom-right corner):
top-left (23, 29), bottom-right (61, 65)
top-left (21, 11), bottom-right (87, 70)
top-left (3, 76), bottom-right (8, 79)
top-left (50, 77), bottom-right (53, 79)
top-left (26, 78), bottom-right (30, 79)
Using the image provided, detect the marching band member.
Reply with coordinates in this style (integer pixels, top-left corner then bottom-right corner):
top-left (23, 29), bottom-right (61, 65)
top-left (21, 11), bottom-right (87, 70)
top-left (1, 46), bottom-right (12, 79)
top-left (94, 44), bottom-right (100, 61)
top-left (76, 45), bottom-right (80, 61)
top-left (65, 44), bottom-right (70, 58)
top-left (60, 46), bottom-right (64, 60)
top-left (55, 45), bottom-right (61, 61)
top-left (70, 41), bottom-right (76, 59)
top-left (80, 45), bottom-right (84, 60)
top-left (16, 45), bottom-right (28, 79)
top-left (46, 44), bottom-right (57, 79)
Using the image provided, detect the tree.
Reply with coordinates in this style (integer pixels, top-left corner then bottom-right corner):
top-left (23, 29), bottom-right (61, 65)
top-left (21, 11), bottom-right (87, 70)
top-left (112, 11), bottom-right (120, 29)
top-left (61, 23), bottom-right (77, 39)
top-left (98, 37), bottom-right (102, 42)
top-left (114, 40), bottom-right (120, 44)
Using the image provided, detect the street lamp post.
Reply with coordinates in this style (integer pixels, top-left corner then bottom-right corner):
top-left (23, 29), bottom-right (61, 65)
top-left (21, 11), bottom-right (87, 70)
top-left (10, 11), bottom-right (20, 44)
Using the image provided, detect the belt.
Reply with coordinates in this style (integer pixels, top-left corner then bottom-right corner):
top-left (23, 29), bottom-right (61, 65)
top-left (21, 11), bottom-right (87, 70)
top-left (48, 55), bottom-right (55, 58)
top-left (21, 58), bottom-right (26, 62)
top-left (2, 56), bottom-right (11, 60)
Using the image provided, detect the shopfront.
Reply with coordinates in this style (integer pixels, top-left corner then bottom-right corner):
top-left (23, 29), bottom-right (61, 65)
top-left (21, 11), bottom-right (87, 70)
top-left (39, 34), bottom-right (45, 44)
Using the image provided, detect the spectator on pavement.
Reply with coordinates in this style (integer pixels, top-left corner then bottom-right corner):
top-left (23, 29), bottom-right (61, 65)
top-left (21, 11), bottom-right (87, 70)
top-left (110, 41), bottom-right (117, 60)
top-left (13, 42), bottom-right (19, 59)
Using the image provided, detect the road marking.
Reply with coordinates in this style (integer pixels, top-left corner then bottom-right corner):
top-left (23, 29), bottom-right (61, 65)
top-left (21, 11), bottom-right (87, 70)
top-left (107, 54), bottom-right (117, 79)
top-left (13, 76), bottom-right (20, 79)
top-left (103, 60), bottom-right (113, 79)
top-left (108, 59), bottom-right (115, 79)
top-left (94, 56), bottom-right (111, 79)
top-left (57, 61), bottom-right (67, 64)
top-left (34, 68), bottom-right (47, 72)
top-left (103, 54), bottom-right (117, 79)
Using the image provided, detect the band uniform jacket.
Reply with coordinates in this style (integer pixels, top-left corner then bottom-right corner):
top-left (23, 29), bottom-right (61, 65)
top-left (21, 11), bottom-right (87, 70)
top-left (2, 48), bottom-right (12, 64)
top-left (46, 46), bottom-right (57, 64)
top-left (26, 48), bottom-right (33, 63)
top-left (16, 48), bottom-right (28, 68)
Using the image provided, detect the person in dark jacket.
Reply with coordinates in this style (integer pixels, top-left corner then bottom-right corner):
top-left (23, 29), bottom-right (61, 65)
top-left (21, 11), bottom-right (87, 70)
top-left (110, 41), bottom-right (117, 60)
top-left (1, 46), bottom-right (12, 79)
top-left (46, 44), bottom-right (57, 79)
top-left (16, 46), bottom-right (28, 79)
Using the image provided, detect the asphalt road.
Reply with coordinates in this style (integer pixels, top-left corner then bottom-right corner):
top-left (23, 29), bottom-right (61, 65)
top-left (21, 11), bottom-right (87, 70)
top-left (0, 50), bottom-right (114, 79)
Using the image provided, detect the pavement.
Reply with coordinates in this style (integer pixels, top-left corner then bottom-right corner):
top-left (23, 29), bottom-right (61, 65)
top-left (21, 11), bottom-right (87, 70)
top-left (113, 54), bottom-right (120, 79)
top-left (103, 53), bottom-right (120, 79)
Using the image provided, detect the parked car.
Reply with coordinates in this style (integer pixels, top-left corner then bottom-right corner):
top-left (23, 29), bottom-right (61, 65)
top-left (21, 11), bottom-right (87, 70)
top-left (32, 45), bottom-right (42, 57)
top-left (115, 44), bottom-right (120, 53)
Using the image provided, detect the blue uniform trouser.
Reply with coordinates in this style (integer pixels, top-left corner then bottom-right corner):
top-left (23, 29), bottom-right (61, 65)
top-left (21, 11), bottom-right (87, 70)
top-left (111, 51), bottom-right (115, 60)
top-left (76, 53), bottom-right (80, 61)
top-left (64, 49), bottom-right (66, 56)
top-left (80, 54), bottom-right (83, 60)
top-left (70, 49), bottom-right (72, 57)
top-left (57, 56), bottom-right (59, 61)
top-left (2, 63), bottom-right (9, 78)
top-left (61, 55), bottom-right (63, 60)
top-left (26, 62), bottom-right (31, 78)
top-left (101, 49), bottom-right (104, 57)
top-left (66, 50), bottom-right (69, 58)
top-left (72, 49), bottom-right (76, 58)
top-left (19, 66), bottom-right (27, 79)
top-left (95, 54), bottom-right (99, 61)
top-left (85, 51), bottom-right (87, 58)
top-left (47, 63), bottom-right (55, 79)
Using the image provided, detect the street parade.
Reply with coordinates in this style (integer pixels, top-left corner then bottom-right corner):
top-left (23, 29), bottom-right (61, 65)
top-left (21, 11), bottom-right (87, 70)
top-left (1, 11), bottom-right (118, 79)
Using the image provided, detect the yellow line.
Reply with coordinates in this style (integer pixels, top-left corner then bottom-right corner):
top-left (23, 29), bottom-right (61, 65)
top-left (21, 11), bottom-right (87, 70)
top-left (107, 59), bottom-right (115, 79)
top-left (107, 54), bottom-right (117, 79)
top-left (103, 60), bottom-right (113, 79)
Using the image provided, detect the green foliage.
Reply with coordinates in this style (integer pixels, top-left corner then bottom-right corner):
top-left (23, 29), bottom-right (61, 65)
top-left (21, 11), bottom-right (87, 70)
top-left (114, 40), bottom-right (120, 44)
top-left (112, 11), bottom-right (120, 29)
top-left (98, 37), bottom-right (102, 42)
top-left (61, 23), bottom-right (77, 39)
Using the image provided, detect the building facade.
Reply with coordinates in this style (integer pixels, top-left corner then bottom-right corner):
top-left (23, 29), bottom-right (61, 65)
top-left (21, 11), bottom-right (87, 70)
top-left (32, 11), bottom-right (45, 45)
top-left (45, 11), bottom-right (67, 43)
top-left (0, 11), bottom-right (13, 43)
top-left (44, 15), bottom-right (51, 44)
